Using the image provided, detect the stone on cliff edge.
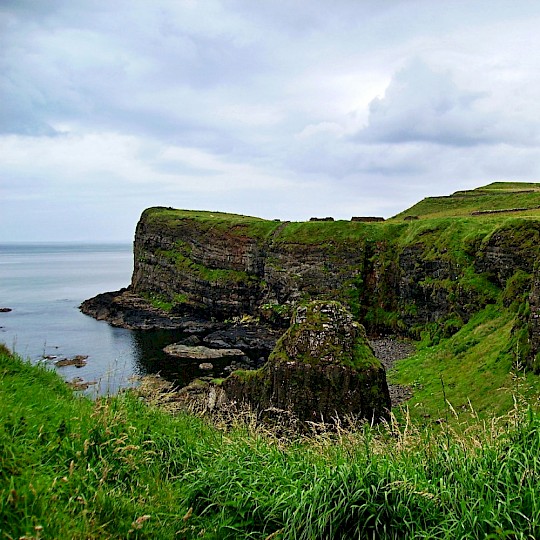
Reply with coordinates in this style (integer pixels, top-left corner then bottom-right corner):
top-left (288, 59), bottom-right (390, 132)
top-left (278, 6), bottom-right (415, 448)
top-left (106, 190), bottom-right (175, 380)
top-left (223, 300), bottom-right (391, 424)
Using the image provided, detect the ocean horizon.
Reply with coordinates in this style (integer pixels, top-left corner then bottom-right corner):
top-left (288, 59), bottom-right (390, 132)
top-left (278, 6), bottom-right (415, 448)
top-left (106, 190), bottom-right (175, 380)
top-left (0, 242), bottom-right (206, 395)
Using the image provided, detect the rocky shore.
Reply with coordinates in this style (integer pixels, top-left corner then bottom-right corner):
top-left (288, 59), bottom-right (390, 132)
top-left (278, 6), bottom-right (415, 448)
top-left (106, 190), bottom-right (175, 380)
top-left (81, 289), bottom-right (415, 410)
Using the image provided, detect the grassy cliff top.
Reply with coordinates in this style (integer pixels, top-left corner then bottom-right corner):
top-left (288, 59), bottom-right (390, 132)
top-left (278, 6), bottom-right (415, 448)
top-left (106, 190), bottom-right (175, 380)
top-left (140, 207), bottom-right (284, 239)
top-left (143, 183), bottom-right (540, 233)
top-left (393, 181), bottom-right (540, 220)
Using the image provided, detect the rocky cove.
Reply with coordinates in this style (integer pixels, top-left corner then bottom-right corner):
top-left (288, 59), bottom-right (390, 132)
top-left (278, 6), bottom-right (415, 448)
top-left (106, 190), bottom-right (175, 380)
top-left (81, 289), bottom-right (412, 421)
top-left (81, 183), bottom-right (540, 423)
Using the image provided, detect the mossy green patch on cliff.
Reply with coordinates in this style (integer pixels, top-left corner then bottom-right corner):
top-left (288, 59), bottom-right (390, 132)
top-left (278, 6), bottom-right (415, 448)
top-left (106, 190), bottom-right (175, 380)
top-left (158, 248), bottom-right (259, 286)
top-left (269, 301), bottom-right (382, 371)
top-left (142, 291), bottom-right (189, 312)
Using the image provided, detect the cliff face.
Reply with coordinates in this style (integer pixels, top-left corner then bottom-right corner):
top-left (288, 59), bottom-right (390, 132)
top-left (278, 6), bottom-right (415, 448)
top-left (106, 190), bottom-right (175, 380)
top-left (131, 209), bottom-right (371, 322)
top-left (131, 209), bottom-right (536, 336)
top-left (119, 184), bottom-right (540, 372)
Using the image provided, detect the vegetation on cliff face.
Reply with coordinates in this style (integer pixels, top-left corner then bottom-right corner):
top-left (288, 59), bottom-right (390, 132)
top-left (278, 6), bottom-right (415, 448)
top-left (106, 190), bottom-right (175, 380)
top-left (2, 346), bottom-right (540, 539)
top-left (269, 300), bottom-right (381, 371)
top-left (124, 183), bottom-right (540, 419)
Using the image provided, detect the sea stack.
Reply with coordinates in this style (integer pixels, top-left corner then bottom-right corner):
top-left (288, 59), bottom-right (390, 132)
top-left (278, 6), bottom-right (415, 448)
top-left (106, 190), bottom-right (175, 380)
top-left (223, 300), bottom-right (391, 425)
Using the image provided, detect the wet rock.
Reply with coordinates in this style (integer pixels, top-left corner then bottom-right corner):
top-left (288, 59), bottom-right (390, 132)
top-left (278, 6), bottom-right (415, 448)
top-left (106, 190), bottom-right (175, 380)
top-left (203, 324), bottom-right (283, 355)
top-left (199, 362), bottom-right (214, 370)
top-left (66, 377), bottom-right (97, 390)
top-left (163, 344), bottom-right (245, 360)
top-left (178, 335), bottom-right (201, 346)
top-left (55, 355), bottom-right (88, 368)
top-left (80, 288), bottom-right (224, 332)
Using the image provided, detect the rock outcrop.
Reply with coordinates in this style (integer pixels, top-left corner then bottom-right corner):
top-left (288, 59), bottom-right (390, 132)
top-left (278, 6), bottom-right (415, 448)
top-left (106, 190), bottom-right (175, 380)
top-left (163, 344), bottom-right (246, 361)
top-left (222, 301), bottom-right (390, 424)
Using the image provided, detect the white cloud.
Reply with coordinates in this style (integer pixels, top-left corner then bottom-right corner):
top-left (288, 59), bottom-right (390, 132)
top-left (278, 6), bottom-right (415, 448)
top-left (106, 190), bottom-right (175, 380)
top-left (2, 1), bottom-right (540, 240)
top-left (356, 59), bottom-right (540, 147)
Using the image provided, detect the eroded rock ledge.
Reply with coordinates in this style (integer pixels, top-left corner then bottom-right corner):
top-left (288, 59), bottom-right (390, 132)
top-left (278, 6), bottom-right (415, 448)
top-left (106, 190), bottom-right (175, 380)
top-left (80, 288), bottom-right (223, 332)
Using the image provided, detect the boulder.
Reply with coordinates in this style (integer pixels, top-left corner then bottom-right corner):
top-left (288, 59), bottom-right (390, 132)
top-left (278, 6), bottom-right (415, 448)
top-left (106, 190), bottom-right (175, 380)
top-left (223, 301), bottom-right (390, 425)
top-left (163, 344), bottom-right (246, 361)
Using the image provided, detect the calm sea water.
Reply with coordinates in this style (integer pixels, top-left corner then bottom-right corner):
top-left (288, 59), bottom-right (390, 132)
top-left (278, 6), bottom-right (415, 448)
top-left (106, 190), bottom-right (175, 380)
top-left (0, 243), bottom-right (206, 395)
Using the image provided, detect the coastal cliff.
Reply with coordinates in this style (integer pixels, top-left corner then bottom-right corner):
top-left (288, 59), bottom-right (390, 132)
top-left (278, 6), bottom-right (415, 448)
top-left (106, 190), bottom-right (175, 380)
top-left (81, 182), bottom-right (540, 379)
top-left (128, 199), bottom-right (539, 346)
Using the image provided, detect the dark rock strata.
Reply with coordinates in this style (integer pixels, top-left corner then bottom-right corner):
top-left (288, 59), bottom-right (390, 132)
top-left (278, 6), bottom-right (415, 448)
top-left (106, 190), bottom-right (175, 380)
top-left (80, 288), bottom-right (223, 332)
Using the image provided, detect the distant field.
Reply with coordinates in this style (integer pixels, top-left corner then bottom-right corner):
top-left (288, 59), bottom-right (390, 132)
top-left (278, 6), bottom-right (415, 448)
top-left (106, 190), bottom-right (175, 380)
top-left (393, 182), bottom-right (540, 220)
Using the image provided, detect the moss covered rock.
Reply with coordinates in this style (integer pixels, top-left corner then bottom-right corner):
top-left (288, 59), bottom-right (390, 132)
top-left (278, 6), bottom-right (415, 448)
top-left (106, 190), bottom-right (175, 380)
top-left (223, 301), bottom-right (390, 425)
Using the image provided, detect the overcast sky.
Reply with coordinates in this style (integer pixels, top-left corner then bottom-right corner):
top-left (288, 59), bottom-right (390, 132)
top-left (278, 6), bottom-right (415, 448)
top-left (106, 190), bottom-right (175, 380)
top-left (2, 1), bottom-right (540, 241)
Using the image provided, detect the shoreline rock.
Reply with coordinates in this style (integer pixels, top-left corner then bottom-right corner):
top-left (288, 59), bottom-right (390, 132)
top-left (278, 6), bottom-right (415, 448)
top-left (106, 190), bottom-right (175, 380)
top-left (55, 355), bottom-right (89, 368)
top-left (81, 288), bottom-right (414, 410)
top-left (164, 344), bottom-right (246, 361)
top-left (223, 301), bottom-right (391, 425)
top-left (80, 288), bottom-right (223, 332)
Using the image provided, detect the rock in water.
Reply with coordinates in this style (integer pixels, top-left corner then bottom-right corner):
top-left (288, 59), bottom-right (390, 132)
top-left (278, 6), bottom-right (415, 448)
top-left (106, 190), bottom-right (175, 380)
top-left (163, 344), bottom-right (245, 360)
top-left (223, 301), bottom-right (390, 425)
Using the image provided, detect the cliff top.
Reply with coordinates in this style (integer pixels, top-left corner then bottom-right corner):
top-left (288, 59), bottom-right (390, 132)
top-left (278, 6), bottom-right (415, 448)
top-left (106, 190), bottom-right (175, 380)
top-left (394, 181), bottom-right (540, 220)
top-left (143, 182), bottom-right (540, 231)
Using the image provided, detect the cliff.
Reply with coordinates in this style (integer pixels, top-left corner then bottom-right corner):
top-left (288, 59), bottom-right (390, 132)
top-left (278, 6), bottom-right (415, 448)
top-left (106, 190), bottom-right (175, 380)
top-left (82, 183), bottom-right (540, 374)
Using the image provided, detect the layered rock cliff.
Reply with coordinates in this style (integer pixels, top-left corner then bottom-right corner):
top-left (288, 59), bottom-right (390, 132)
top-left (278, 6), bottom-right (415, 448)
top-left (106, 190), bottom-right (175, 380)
top-left (128, 208), bottom-right (538, 339)
top-left (82, 183), bottom-right (540, 374)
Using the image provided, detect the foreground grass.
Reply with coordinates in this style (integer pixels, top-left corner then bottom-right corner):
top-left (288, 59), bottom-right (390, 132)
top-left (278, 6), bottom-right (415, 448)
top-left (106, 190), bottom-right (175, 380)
top-left (1, 345), bottom-right (540, 539)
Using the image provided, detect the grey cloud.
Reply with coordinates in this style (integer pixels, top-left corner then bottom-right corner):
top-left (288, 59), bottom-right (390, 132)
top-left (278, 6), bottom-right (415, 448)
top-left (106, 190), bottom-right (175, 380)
top-left (356, 60), bottom-right (539, 148)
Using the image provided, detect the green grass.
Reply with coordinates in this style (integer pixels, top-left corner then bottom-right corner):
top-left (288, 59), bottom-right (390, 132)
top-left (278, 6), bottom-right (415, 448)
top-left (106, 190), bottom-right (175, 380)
top-left (393, 182), bottom-right (540, 220)
top-left (2, 345), bottom-right (540, 539)
top-left (158, 248), bottom-right (260, 286)
top-left (390, 305), bottom-right (540, 422)
top-left (141, 207), bottom-right (283, 240)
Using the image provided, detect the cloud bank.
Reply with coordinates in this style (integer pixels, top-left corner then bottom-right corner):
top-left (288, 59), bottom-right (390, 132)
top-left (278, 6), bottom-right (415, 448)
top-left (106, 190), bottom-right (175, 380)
top-left (2, 0), bottom-right (540, 240)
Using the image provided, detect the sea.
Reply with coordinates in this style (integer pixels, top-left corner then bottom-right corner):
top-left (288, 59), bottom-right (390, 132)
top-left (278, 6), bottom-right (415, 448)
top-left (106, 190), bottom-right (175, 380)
top-left (0, 243), bottom-right (209, 395)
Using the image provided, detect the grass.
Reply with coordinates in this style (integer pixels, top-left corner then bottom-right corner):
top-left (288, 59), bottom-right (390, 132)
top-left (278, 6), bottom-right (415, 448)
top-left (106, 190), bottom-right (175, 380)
top-left (2, 345), bottom-right (540, 539)
top-left (141, 207), bottom-right (283, 240)
top-left (390, 305), bottom-right (540, 422)
top-left (393, 182), bottom-right (540, 220)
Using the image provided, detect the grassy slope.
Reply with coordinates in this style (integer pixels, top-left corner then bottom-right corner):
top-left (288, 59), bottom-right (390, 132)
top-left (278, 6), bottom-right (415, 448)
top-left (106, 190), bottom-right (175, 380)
top-left (393, 182), bottom-right (540, 220)
top-left (387, 183), bottom-right (540, 419)
top-left (390, 306), bottom-right (540, 421)
top-left (2, 346), bottom-right (540, 539)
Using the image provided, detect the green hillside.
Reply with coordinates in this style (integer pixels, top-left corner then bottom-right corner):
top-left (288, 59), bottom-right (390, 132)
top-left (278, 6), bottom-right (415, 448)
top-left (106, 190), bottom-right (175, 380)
top-left (2, 346), bottom-right (540, 538)
top-left (393, 181), bottom-right (540, 220)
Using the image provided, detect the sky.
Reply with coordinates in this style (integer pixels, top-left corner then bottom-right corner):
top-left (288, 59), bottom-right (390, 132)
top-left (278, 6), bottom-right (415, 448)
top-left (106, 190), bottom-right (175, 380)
top-left (2, 1), bottom-right (540, 242)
